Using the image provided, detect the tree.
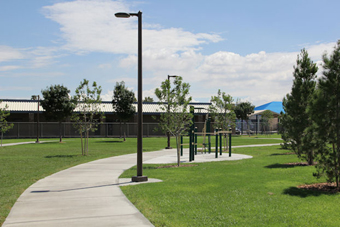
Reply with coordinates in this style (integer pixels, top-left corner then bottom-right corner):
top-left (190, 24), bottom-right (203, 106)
top-left (112, 81), bottom-right (136, 141)
top-left (72, 79), bottom-right (104, 156)
top-left (40, 85), bottom-right (76, 142)
top-left (280, 49), bottom-right (318, 165)
top-left (0, 101), bottom-right (14, 146)
top-left (143, 96), bottom-right (154, 102)
top-left (155, 76), bottom-right (193, 166)
top-left (209, 89), bottom-right (236, 131)
top-left (234, 101), bottom-right (255, 135)
top-left (260, 110), bottom-right (273, 134)
top-left (209, 90), bottom-right (236, 149)
top-left (309, 41), bottom-right (340, 188)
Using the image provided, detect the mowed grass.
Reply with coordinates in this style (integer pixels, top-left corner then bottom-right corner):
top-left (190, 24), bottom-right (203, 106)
top-left (0, 134), bottom-right (281, 225)
top-left (120, 145), bottom-right (340, 227)
top-left (0, 137), bottom-right (171, 225)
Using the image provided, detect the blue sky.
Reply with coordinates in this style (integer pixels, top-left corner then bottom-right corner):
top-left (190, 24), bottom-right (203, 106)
top-left (0, 0), bottom-right (339, 106)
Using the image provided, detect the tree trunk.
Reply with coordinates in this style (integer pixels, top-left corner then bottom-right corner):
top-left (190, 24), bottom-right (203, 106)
top-left (307, 150), bottom-right (314, 165)
top-left (80, 131), bottom-right (84, 156)
top-left (59, 121), bottom-right (62, 143)
top-left (124, 121), bottom-right (126, 142)
top-left (120, 121), bottom-right (122, 138)
top-left (176, 135), bottom-right (181, 167)
top-left (1, 132), bottom-right (3, 147)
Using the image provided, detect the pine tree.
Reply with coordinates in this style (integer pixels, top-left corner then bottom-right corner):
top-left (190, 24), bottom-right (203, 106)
top-left (280, 49), bottom-right (318, 165)
top-left (309, 40), bottom-right (340, 188)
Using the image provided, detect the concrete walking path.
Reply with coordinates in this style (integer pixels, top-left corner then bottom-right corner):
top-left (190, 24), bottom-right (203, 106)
top-left (2, 144), bottom-right (280, 227)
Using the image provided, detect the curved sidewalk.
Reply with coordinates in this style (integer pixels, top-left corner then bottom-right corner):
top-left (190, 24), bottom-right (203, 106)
top-left (2, 145), bottom-right (277, 227)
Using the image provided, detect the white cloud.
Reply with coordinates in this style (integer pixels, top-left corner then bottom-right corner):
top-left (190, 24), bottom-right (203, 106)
top-left (42, 0), bottom-right (222, 55)
top-left (0, 65), bottom-right (22, 71)
top-left (0, 46), bottom-right (25, 62)
top-left (41, 0), bottom-right (336, 106)
top-left (101, 89), bottom-right (113, 101)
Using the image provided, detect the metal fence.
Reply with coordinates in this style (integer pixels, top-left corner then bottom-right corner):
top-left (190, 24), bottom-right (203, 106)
top-left (3, 122), bottom-right (208, 139)
top-left (3, 121), bottom-right (278, 139)
top-left (236, 121), bottom-right (279, 135)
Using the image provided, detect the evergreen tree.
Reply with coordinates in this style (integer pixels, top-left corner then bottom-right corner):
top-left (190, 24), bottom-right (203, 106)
top-left (309, 41), bottom-right (340, 188)
top-left (280, 49), bottom-right (318, 165)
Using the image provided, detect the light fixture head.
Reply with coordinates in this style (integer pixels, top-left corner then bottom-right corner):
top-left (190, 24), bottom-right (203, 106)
top-left (115, 12), bottom-right (130, 18)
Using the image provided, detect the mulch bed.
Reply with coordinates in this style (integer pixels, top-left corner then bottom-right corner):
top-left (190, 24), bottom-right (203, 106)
top-left (285, 162), bottom-right (315, 166)
top-left (298, 182), bottom-right (340, 193)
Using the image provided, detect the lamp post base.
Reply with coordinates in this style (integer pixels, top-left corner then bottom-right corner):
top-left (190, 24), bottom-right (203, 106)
top-left (132, 176), bottom-right (148, 182)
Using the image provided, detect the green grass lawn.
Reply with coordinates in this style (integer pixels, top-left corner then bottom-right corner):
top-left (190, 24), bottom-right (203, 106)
top-left (0, 137), bottom-right (172, 225)
top-left (0, 134), bottom-right (282, 225)
top-left (120, 145), bottom-right (339, 227)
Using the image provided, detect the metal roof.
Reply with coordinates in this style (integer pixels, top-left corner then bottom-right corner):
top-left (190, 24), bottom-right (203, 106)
top-left (0, 99), bottom-right (211, 114)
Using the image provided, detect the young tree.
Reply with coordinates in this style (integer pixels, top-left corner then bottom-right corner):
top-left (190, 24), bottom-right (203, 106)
top-left (40, 85), bottom-right (76, 142)
top-left (209, 90), bottom-right (236, 149)
top-left (155, 76), bottom-right (193, 166)
top-left (309, 41), bottom-right (340, 188)
top-left (209, 89), bottom-right (236, 131)
top-left (112, 81), bottom-right (136, 141)
top-left (234, 101), bottom-right (255, 135)
top-left (260, 110), bottom-right (273, 134)
top-left (280, 49), bottom-right (318, 165)
top-left (0, 102), bottom-right (14, 146)
top-left (72, 79), bottom-right (104, 156)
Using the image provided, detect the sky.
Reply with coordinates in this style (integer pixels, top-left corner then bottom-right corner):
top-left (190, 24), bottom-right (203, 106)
top-left (0, 0), bottom-right (340, 106)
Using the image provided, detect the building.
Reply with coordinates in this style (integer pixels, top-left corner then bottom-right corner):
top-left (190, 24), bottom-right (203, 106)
top-left (0, 99), bottom-right (211, 138)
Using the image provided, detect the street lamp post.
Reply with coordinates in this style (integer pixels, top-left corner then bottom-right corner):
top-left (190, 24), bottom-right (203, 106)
top-left (115, 11), bottom-right (148, 182)
top-left (165, 75), bottom-right (178, 149)
top-left (31, 95), bottom-right (40, 143)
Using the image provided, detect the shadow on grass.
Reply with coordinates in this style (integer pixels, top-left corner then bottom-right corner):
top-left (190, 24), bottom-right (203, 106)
top-left (270, 152), bottom-right (295, 156)
top-left (45, 155), bottom-right (78, 158)
top-left (96, 140), bottom-right (124, 143)
top-left (283, 187), bottom-right (336, 197)
top-left (265, 163), bottom-right (295, 169)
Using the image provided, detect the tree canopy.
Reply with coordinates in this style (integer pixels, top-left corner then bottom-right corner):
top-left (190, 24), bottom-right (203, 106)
top-left (40, 84), bottom-right (76, 142)
top-left (234, 101), bottom-right (255, 134)
top-left (280, 49), bottom-right (318, 165)
top-left (155, 76), bottom-right (193, 166)
top-left (309, 41), bottom-right (340, 187)
top-left (72, 79), bottom-right (104, 155)
top-left (209, 89), bottom-right (235, 131)
top-left (112, 81), bottom-right (136, 141)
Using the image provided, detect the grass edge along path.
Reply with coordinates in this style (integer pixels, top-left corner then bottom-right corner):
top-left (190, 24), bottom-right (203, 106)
top-left (0, 135), bottom-right (282, 225)
top-left (120, 145), bottom-right (340, 227)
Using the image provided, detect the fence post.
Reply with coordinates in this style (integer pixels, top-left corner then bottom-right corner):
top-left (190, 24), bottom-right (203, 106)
top-left (229, 133), bottom-right (232, 157)
top-left (194, 127), bottom-right (197, 155)
top-left (215, 128), bottom-right (218, 158)
top-left (219, 128), bottom-right (222, 156)
top-left (180, 135), bottom-right (183, 156)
